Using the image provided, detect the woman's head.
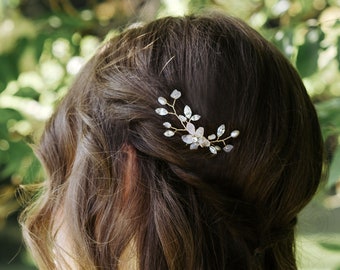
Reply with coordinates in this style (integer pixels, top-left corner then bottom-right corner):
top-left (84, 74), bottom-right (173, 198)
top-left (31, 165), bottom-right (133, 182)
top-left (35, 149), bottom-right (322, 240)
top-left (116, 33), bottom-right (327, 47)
top-left (21, 14), bottom-right (323, 270)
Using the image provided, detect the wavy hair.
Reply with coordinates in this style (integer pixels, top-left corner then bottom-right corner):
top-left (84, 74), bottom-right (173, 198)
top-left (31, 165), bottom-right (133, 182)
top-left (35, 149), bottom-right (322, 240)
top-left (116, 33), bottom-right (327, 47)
top-left (20, 14), bottom-right (323, 270)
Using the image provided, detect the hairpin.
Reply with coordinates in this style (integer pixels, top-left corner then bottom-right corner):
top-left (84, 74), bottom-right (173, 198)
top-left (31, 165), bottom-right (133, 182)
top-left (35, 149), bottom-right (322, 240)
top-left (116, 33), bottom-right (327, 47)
top-left (155, 89), bottom-right (240, 155)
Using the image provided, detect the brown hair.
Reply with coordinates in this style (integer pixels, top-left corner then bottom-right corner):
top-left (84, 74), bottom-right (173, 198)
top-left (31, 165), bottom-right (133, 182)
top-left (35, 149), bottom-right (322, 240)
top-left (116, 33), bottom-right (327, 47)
top-left (20, 14), bottom-right (323, 270)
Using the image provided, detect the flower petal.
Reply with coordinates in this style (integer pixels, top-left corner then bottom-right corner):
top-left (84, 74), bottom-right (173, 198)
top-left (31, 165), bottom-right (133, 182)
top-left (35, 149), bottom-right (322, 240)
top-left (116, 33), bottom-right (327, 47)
top-left (190, 143), bottom-right (199, 150)
top-left (186, 122), bottom-right (196, 135)
top-left (199, 137), bottom-right (210, 147)
top-left (195, 127), bottom-right (204, 137)
top-left (182, 135), bottom-right (194, 144)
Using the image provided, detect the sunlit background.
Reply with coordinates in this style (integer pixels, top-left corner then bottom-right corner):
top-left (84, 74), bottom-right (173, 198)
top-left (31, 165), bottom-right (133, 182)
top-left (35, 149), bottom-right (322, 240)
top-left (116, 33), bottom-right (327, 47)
top-left (0, 0), bottom-right (340, 269)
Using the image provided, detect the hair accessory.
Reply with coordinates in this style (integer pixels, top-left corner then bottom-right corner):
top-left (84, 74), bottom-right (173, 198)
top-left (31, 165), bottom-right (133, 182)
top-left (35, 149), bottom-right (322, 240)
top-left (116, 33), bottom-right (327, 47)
top-left (155, 89), bottom-right (240, 155)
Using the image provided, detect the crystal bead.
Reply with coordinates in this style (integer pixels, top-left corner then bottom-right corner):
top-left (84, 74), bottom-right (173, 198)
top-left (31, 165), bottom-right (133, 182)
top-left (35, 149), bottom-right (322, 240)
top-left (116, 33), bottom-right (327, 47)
top-left (155, 108), bottom-right (168, 115)
top-left (217, 124), bottom-right (225, 137)
top-left (223, 144), bottom-right (234, 152)
top-left (158, 97), bottom-right (167, 105)
top-left (178, 115), bottom-right (186, 122)
top-left (208, 134), bottom-right (216, 140)
top-left (163, 122), bottom-right (171, 128)
top-left (170, 89), bottom-right (181, 99)
top-left (164, 130), bottom-right (175, 137)
top-left (215, 145), bottom-right (221, 151)
top-left (209, 146), bottom-right (217, 154)
top-left (199, 137), bottom-right (210, 147)
top-left (230, 130), bottom-right (240, 138)
top-left (190, 114), bottom-right (201, 121)
top-left (184, 105), bottom-right (192, 118)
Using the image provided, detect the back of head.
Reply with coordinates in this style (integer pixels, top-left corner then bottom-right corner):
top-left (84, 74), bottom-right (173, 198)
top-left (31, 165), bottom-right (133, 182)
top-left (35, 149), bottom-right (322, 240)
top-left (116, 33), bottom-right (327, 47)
top-left (21, 14), bottom-right (323, 270)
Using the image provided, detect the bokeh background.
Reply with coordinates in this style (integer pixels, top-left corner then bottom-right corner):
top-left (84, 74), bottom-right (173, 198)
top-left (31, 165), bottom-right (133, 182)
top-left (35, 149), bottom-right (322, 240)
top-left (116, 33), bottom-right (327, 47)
top-left (0, 0), bottom-right (340, 269)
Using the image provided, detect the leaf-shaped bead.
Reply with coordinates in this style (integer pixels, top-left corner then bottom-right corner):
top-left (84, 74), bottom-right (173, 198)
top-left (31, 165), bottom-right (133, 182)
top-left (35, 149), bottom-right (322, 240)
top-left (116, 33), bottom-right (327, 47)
top-left (230, 130), bottom-right (240, 138)
top-left (214, 145), bottom-right (221, 151)
top-left (217, 124), bottom-right (225, 137)
top-left (155, 108), bottom-right (168, 115)
top-left (190, 114), bottom-right (201, 121)
top-left (158, 97), bottom-right (167, 105)
top-left (163, 122), bottom-right (171, 128)
top-left (184, 105), bottom-right (192, 119)
top-left (209, 146), bottom-right (217, 154)
top-left (208, 134), bottom-right (216, 140)
top-left (164, 130), bottom-right (175, 137)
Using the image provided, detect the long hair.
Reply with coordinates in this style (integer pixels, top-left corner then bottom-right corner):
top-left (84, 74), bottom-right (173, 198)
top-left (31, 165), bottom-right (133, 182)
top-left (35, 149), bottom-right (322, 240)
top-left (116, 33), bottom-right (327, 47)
top-left (20, 14), bottom-right (323, 270)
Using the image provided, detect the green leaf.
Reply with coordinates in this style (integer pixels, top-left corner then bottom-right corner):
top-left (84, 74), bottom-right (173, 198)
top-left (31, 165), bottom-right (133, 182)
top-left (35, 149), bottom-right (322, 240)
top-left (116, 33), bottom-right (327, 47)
top-left (315, 98), bottom-right (340, 138)
top-left (0, 140), bottom-right (32, 180)
top-left (15, 87), bottom-right (40, 100)
top-left (337, 36), bottom-right (340, 71)
top-left (272, 29), bottom-right (294, 59)
top-left (0, 55), bottom-right (19, 90)
top-left (327, 145), bottom-right (340, 189)
top-left (319, 241), bottom-right (340, 252)
top-left (0, 109), bottom-right (22, 124)
top-left (22, 154), bottom-right (43, 184)
top-left (296, 28), bottom-right (324, 78)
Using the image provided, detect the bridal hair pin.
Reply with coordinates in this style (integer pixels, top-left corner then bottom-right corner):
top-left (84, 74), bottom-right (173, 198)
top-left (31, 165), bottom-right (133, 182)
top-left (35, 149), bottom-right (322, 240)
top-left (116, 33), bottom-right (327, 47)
top-left (155, 89), bottom-right (240, 155)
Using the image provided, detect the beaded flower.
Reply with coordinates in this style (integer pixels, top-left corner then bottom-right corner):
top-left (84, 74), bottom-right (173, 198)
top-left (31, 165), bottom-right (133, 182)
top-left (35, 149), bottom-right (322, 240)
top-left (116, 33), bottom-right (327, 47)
top-left (155, 89), bottom-right (240, 155)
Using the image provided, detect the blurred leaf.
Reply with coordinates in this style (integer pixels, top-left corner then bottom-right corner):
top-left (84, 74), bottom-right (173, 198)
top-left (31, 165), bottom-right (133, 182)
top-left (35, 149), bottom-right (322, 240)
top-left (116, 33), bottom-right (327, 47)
top-left (327, 145), bottom-right (340, 189)
top-left (56, 12), bottom-right (92, 29)
top-left (296, 28), bottom-right (324, 77)
top-left (272, 28), bottom-right (294, 59)
top-left (15, 87), bottom-right (40, 100)
top-left (0, 55), bottom-right (19, 90)
top-left (189, 0), bottom-right (210, 10)
top-left (0, 109), bottom-right (22, 124)
top-left (0, 141), bottom-right (32, 180)
top-left (319, 241), bottom-right (340, 252)
top-left (338, 36), bottom-right (340, 71)
top-left (22, 154), bottom-right (43, 185)
top-left (33, 34), bottom-right (47, 62)
top-left (315, 98), bottom-right (340, 138)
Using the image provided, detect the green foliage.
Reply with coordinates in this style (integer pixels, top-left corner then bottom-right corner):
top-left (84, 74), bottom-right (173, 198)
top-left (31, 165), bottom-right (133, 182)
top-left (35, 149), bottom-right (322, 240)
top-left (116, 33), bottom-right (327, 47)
top-left (316, 98), bottom-right (340, 188)
top-left (0, 0), bottom-right (340, 268)
top-left (296, 27), bottom-right (323, 77)
top-left (319, 241), bottom-right (340, 252)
